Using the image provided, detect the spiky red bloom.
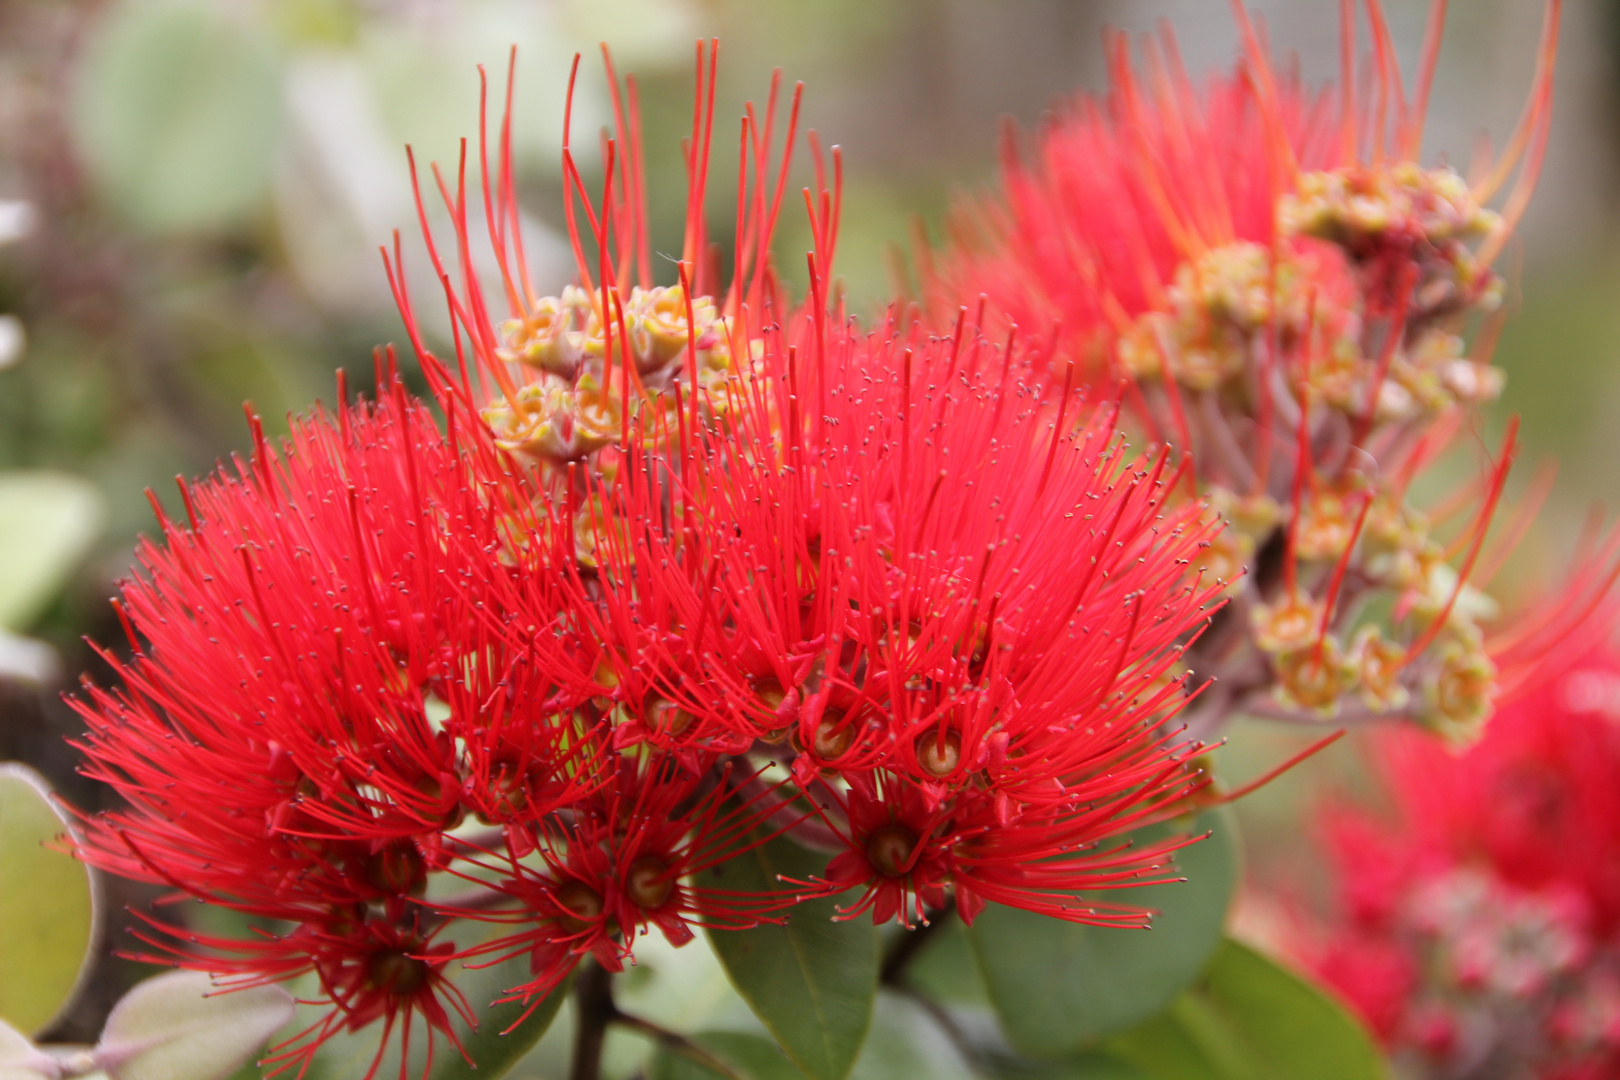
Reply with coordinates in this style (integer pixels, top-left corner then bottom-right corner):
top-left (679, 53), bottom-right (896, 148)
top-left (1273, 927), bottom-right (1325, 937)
top-left (377, 39), bottom-right (1226, 935)
top-left (928, 2), bottom-right (1620, 742)
top-left (1307, 644), bottom-right (1620, 1077)
top-left (69, 377), bottom-right (600, 1073)
top-left (816, 764), bottom-right (1199, 928)
top-left (264, 912), bottom-right (474, 1080)
top-left (561, 291), bottom-right (1223, 926)
top-left (933, 0), bottom-right (1556, 365)
top-left (452, 753), bottom-right (799, 1011)
top-left (1368, 658), bottom-right (1620, 936)
top-left (62, 32), bottom-right (1256, 1080)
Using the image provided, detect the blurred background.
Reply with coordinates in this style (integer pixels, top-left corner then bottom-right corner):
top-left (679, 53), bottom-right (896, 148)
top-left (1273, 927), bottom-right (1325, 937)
top-left (1, 0), bottom-right (1616, 1041)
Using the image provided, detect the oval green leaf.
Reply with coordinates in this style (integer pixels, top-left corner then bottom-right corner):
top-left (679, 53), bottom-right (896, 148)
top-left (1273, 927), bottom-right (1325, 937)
top-left (295, 919), bottom-right (568, 1080)
top-left (72, 0), bottom-right (282, 234)
top-left (0, 473), bottom-right (106, 632)
top-left (1107, 938), bottom-right (1391, 1080)
top-left (95, 970), bottom-right (294, 1080)
top-left (0, 764), bottom-right (97, 1035)
top-left (703, 832), bottom-right (877, 1080)
top-left (966, 807), bottom-right (1240, 1057)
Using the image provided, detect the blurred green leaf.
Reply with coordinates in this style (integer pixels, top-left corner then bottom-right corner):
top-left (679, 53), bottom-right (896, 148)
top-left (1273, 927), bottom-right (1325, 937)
top-left (266, 0), bottom-right (361, 47)
top-left (967, 808), bottom-right (1240, 1058)
top-left (649, 1030), bottom-right (806, 1080)
top-left (95, 970), bottom-right (294, 1080)
top-left (614, 925), bottom-right (760, 1036)
top-left (0, 472), bottom-right (106, 632)
top-left (1107, 938), bottom-right (1390, 1080)
top-left (295, 927), bottom-right (568, 1080)
top-left (73, 0), bottom-right (283, 234)
top-left (0, 764), bottom-right (97, 1036)
top-left (703, 833), bottom-right (877, 1080)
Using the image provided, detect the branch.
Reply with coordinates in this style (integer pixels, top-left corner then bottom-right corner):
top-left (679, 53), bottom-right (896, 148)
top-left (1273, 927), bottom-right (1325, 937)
top-left (613, 1012), bottom-right (746, 1080)
top-left (569, 960), bottom-right (616, 1080)
top-left (566, 957), bottom-right (745, 1080)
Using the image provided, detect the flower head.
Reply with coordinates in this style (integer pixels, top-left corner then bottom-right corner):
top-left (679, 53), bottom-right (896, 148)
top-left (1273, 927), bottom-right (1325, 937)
top-left (70, 378), bottom-right (582, 1074)
top-left (556, 295), bottom-right (1223, 928)
top-left (70, 36), bottom-right (1254, 1072)
top-left (452, 752), bottom-right (800, 1009)
top-left (380, 42), bottom-right (1223, 939)
top-left (929, 1), bottom-right (1618, 741)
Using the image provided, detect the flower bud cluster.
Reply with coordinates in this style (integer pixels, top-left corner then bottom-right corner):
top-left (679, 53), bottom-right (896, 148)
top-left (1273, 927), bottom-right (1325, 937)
top-left (1280, 165), bottom-right (1505, 319)
top-left (931, 21), bottom-right (1612, 743)
top-left (482, 284), bottom-right (735, 464)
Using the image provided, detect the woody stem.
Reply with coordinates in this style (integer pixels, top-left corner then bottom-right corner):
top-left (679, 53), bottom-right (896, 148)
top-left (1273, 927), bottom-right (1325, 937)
top-left (567, 958), bottom-right (745, 1080)
top-left (569, 960), bottom-right (615, 1080)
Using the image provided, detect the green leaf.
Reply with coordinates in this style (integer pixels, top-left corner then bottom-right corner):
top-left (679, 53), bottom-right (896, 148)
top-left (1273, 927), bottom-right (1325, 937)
top-left (295, 922), bottom-right (568, 1080)
top-left (95, 971), bottom-right (294, 1080)
top-left (1107, 938), bottom-right (1391, 1080)
top-left (72, 0), bottom-right (282, 234)
top-left (0, 764), bottom-right (97, 1035)
top-left (653, 993), bottom-right (977, 1080)
top-left (703, 832), bottom-right (877, 1080)
top-left (648, 1031), bottom-right (807, 1080)
top-left (0, 472), bottom-right (106, 631)
top-left (967, 808), bottom-right (1240, 1057)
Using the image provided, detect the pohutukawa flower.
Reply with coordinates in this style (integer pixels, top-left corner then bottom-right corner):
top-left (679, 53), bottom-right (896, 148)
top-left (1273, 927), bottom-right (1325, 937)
top-left (68, 36), bottom-right (1250, 1080)
top-left (385, 43), bottom-right (1223, 940)
top-left (452, 753), bottom-right (801, 1010)
top-left (592, 312), bottom-right (1224, 927)
top-left (70, 378), bottom-right (594, 1077)
top-left (928, 0), bottom-right (1620, 744)
top-left (263, 914), bottom-right (472, 1080)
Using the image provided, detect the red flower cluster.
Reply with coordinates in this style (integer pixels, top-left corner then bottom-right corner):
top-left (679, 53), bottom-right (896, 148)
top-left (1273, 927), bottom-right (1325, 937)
top-left (1310, 644), bottom-right (1620, 1079)
top-left (591, 319), bottom-right (1222, 928)
top-left (69, 47), bottom-right (1221, 1076)
top-left (930, 0), bottom-right (1619, 742)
